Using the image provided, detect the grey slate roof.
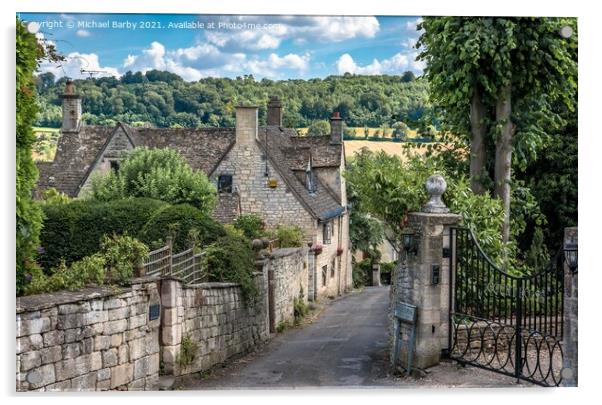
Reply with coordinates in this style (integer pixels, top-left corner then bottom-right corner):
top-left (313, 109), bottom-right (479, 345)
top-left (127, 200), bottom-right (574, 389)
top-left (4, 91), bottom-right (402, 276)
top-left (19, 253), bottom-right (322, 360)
top-left (35, 122), bottom-right (345, 221)
top-left (35, 123), bottom-right (235, 197)
top-left (35, 125), bottom-right (115, 198)
top-left (258, 126), bottom-right (344, 221)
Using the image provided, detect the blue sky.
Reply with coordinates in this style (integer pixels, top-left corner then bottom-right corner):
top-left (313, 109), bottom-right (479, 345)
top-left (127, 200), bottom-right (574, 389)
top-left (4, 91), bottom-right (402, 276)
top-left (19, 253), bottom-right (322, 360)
top-left (17, 13), bottom-right (425, 81)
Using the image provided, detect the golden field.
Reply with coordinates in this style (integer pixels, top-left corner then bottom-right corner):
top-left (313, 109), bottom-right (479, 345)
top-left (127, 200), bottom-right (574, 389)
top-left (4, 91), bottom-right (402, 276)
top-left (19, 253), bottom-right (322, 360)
top-left (344, 140), bottom-right (433, 162)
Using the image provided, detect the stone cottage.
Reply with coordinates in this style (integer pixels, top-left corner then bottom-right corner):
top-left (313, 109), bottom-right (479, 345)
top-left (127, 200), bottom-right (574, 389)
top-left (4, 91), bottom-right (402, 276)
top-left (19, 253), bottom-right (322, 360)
top-left (35, 82), bottom-right (352, 301)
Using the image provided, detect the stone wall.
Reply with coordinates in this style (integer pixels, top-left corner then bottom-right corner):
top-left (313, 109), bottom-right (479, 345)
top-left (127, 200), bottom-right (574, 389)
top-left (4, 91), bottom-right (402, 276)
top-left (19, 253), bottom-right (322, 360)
top-left (16, 279), bottom-right (161, 391)
top-left (562, 227), bottom-right (578, 386)
top-left (160, 273), bottom-right (269, 377)
top-left (266, 247), bottom-right (309, 328)
top-left (16, 245), bottom-right (312, 390)
top-left (389, 211), bottom-right (461, 370)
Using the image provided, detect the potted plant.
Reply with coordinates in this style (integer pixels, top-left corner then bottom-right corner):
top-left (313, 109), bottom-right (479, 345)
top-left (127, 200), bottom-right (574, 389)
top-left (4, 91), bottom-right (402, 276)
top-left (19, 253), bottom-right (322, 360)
top-left (336, 247), bottom-right (344, 256)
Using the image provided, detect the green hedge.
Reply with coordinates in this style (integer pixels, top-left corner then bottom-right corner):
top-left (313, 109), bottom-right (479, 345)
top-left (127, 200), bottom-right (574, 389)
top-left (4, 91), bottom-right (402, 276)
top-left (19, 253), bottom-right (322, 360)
top-left (139, 203), bottom-right (225, 252)
top-left (203, 233), bottom-right (258, 302)
top-left (39, 198), bottom-right (167, 271)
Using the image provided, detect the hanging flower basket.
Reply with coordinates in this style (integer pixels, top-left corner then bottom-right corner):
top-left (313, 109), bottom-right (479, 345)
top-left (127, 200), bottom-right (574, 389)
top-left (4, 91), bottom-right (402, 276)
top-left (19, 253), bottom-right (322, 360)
top-left (336, 247), bottom-right (344, 256)
top-left (311, 244), bottom-right (323, 255)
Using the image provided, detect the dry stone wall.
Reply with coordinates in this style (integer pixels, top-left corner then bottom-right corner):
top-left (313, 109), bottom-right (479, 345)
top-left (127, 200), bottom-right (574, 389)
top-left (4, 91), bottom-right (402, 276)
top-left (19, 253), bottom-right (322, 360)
top-left (160, 273), bottom-right (269, 377)
top-left (16, 246), bottom-right (310, 391)
top-left (16, 279), bottom-right (161, 391)
top-left (267, 247), bottom-right (309, 328)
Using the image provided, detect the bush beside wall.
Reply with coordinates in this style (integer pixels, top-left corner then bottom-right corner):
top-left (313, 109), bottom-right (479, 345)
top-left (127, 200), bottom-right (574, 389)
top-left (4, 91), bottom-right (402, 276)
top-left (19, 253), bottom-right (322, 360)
top-left (39, 198), bottom-right (167, 271)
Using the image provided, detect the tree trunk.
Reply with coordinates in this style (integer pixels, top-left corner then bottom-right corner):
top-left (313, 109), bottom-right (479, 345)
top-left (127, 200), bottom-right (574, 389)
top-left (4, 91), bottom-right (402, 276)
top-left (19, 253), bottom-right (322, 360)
top-left (470, 85), bottom-right (487, 195)
top-left (494, 84), bottom-right (514, 244)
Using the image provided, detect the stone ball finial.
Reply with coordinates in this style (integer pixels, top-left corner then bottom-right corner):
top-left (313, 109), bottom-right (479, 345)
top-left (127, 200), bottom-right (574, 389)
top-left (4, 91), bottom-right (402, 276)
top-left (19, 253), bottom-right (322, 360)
top-left (423, 174), bottom-right (450, 213)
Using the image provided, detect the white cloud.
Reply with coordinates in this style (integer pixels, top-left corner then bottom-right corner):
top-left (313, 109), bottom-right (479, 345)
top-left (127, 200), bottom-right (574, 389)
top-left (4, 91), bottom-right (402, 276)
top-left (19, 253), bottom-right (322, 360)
top-left (336, 53), bottom-right (381, 75)
top-left (404, 37), bottom-right (418, 49)
top-left (243, 53), bottom-right (310, 77)
top-left (123, 41), bottom-right (167, 72)
top-left (336, 52), bottom-right (416, 75)
top-left (76, 29), bottom-right (91, 37)
top-left (406, 17), bottom-right (424, 32)
top-left (202, 16), bottom-right (380, 52)
top-left (120, 41), bottom-right (310, 81)
top-left (39, 52), bottom-right (120, 79)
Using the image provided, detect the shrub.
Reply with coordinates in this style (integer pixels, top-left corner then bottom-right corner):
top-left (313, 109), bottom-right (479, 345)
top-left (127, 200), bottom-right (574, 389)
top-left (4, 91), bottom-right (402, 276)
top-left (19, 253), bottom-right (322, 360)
top-left (39, 198), bottom-right (167, 271)
top-left (203, 233), bottom-right (258, 302)
top-left (233, 213), bottom-right (265, 239)
top-left (293, 288), bottom-right (309, 325)
top-left (352, 258), bottom-right (372, 288)
top-left (41, 187), bottom-right (71, 205)
top-left (24, 254), bottom-right (106, 295)
top-left (140, 204), bottom-right (225, 252)
top-left (90, 147), bottom-right (217, 215)
top-left (274, 224), bottom-right (304, 248)
top-left (177, 335), bottom-right (198, 367)
top-left (100, 234), bottom-right (149, 285)
top-left (24, 235), bottom-right (148, 295)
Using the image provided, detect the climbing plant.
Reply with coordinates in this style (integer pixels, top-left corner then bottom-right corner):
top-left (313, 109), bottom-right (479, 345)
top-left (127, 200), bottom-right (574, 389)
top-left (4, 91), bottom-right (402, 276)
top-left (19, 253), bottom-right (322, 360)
top-left (16, 18), bottom-right (62, 295)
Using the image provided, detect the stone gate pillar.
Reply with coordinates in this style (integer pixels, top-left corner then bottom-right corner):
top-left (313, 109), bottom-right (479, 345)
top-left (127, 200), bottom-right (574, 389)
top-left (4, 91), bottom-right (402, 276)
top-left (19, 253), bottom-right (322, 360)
top-left (561, 227), bottom-right (578, 387)
top-left (390, 175), bottom-right (461, 371)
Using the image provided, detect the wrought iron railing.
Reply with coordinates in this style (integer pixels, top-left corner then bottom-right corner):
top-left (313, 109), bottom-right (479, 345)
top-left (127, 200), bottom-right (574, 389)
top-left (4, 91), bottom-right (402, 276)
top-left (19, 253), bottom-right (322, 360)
top-left (449, 227), bottom-right (565, 387)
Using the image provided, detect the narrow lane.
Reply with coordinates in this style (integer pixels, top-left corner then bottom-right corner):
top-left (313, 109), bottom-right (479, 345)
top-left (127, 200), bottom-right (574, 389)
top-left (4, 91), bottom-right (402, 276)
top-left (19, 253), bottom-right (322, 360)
top-left (184, 287), bottom-right (394, 389)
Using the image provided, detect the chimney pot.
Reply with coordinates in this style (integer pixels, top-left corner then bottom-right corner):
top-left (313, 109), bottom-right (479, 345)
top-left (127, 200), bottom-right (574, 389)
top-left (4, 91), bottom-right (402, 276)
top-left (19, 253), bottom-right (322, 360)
top-left (60, 80), bottom-right (82, 133)
top-left (330, 111), bottom-right (343, 145)
top-left (235, 106), bottom-right (259, 145)
top-left (267, 96), bottom-right (283, 127)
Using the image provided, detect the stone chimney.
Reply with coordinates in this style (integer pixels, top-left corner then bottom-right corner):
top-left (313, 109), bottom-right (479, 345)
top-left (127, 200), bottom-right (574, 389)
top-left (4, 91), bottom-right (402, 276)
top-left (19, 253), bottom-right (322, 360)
top-left (330, 111), bottom-right (343, 145)
top-left (235, 106), bottom-right (259, 145)
top-left (60, 80), bottom-right (82, 133)
top-left (267, 96), bottom-right (282, 127)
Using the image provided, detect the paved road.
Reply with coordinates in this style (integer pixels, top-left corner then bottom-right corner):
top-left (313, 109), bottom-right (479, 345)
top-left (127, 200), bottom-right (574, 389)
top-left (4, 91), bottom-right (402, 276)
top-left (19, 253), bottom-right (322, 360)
top-left (184, 287), bottom-right (394, 389)
top-left (180, 286), bottom-right (525, 390)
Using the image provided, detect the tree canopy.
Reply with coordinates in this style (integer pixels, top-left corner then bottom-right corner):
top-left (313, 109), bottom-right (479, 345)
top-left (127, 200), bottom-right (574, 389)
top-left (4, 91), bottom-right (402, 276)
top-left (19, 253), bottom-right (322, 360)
top-left (89, 147), bottom-right (217, 215)
top-left (416, 17), bottom-right (577, 243)
top-left (34, 71), bottom-right (430, 129)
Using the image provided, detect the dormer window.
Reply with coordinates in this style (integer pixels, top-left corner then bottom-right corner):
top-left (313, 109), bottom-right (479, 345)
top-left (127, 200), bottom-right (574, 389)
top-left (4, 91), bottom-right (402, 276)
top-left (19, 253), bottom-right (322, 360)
top-left (323, 221), bottom-right (332, 244)
top-left (305, 157), bottom-right (316, 193)
top-left (218, 174), bottom-right (233, 193)
top-left (305, 170), bottom-right (316, 194)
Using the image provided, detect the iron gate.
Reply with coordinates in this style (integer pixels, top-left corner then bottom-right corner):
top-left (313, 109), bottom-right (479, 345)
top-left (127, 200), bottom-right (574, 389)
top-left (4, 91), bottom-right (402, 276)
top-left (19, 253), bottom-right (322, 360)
top-left (448, 227), bottom-right (565, 386)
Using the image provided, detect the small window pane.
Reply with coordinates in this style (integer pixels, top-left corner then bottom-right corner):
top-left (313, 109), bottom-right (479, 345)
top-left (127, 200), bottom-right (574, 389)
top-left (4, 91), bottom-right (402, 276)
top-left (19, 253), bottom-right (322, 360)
top-left (218, 175), bottom-right (233, 193)
top-left (323, 222), bottom-right (332, 244)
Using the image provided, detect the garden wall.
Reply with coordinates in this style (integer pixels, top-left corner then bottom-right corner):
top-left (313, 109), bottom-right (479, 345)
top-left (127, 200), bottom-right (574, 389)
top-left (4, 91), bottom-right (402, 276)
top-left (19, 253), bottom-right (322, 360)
top-left (16, 247), bottom-right (309, 390)
top-left (16, 278), bottom-right (161, 391)
top-left (160, 273), bottom-right (270, 377)
top-left (267, 247), bottom-right (309, 329)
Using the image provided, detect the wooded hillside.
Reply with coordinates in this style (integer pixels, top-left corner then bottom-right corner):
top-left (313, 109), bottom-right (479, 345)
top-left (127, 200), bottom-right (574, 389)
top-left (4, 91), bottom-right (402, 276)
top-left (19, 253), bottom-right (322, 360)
top-left (35, 71), bottom-right (430, 129)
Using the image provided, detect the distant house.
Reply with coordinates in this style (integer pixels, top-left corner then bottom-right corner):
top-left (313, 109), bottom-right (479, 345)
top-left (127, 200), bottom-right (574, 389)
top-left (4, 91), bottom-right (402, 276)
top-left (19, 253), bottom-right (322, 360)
top-left (35, 81), bottom-right (352, 301)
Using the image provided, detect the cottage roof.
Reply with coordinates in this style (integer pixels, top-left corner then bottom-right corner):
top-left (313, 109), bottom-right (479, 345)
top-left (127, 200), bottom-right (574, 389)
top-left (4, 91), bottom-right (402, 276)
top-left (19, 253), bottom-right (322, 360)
top-left (35, 122), bottom-right (344, 221)
top-left (258, 126), bottom-right (344, 221)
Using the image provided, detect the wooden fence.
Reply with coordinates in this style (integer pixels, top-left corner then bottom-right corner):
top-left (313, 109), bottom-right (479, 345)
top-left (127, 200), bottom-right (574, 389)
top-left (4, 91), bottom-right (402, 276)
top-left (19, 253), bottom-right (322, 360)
top-left (142, 237), bottom-right (207, 284)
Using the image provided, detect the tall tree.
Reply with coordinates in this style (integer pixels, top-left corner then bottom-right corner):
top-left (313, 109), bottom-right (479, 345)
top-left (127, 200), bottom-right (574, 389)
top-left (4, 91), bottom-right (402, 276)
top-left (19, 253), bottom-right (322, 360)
top-left (417, 17), bottom-right (577, 243)
top-left (16, 18), bottom-right (62, 294)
